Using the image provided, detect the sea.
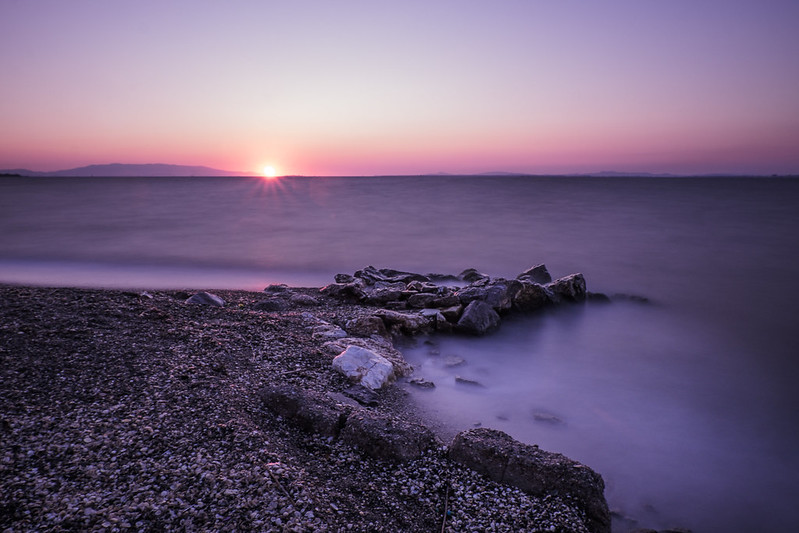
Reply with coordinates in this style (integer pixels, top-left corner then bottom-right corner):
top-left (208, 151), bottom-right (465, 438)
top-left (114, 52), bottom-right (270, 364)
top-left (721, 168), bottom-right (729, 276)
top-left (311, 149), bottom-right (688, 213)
top-left (1, 175), bottom-right (798, 532)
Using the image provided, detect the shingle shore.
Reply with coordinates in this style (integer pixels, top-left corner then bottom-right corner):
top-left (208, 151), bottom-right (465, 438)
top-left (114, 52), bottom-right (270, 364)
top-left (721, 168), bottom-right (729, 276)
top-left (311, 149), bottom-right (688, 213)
top-left (1, 284), bottom-right (595, 532)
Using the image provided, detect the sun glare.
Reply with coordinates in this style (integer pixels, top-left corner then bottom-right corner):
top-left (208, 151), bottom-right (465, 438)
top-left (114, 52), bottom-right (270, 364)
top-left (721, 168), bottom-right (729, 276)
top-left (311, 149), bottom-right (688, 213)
top-left (262, 165), bottom-right (277, 179)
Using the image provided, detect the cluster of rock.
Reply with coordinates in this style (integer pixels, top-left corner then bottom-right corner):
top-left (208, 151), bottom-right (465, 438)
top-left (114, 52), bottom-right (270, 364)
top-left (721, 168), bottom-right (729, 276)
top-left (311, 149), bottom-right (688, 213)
top-left (321, 265), bottom-right (594, 336)
top-left (260, 385), bottom-right (610, 533)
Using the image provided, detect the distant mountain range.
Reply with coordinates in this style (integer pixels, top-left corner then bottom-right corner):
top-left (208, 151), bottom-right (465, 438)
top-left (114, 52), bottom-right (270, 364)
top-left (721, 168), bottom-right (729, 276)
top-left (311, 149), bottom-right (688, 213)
top-left (0, 163), bottom-right (257, 177)
top-left (0, 164), bottom-right (787, 178)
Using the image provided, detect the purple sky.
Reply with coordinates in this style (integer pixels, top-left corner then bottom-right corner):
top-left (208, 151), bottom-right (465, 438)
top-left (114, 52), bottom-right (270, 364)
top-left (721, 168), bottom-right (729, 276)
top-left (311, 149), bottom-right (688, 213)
top-left (1, 0), bottom-right (798, 176)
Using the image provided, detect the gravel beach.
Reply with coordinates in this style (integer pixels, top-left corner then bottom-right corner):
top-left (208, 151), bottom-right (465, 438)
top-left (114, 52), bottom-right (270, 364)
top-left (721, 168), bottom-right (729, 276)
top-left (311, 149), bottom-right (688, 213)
top-left (1, 284), bottom-right (598, 532)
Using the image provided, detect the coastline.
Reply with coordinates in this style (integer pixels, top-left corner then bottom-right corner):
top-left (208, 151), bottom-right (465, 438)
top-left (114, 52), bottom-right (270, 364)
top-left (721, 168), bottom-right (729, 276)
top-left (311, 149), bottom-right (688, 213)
top-left (1, 283), bottom-right (606, 532)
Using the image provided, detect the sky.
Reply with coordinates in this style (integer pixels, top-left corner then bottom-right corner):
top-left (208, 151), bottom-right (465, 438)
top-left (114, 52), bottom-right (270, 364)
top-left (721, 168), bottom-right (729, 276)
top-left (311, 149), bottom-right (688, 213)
top-left (1, 0), bottom-right (798, 176)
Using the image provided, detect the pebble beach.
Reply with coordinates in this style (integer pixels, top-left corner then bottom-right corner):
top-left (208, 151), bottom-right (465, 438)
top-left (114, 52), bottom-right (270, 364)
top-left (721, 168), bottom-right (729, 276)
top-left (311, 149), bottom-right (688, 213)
top-left (1, 284), bottom-right (599, 532)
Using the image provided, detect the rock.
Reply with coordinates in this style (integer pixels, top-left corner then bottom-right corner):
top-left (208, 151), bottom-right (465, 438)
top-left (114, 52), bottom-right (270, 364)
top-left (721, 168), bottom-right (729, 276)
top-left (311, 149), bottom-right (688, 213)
top-left (439, 305), bottom-right (463, 322)
top-left (406, 293), bottom-right (439, 308)
top-left (332, 346), bottom-right (396, 390)
top-left (517, 264), bottom-right (552, 284)
top-left (343, 384), bottom-right (379, 406)
top-left (409, 377), bottom-right (435, 388)
top-left (512, 282), bottom-right (553, 312)
top-left (354, 266), bottom-right (429, 285)
top-left (546, 273), bottom-right (587, 302)
top-left (185, 292), bottom-right (225, 307)
top-left (311, 323), bottom-right (348, 340)
top-left (455, 376), bottom-right (484, 387)
top-left (289, 293), bottom-right (319, 306)
top-left (459, 268), bottom-right (490, 283)
top-left (457, 300), bottom-right (501, 335)
top-left (444, 356), bottom-right (465, 367)
top-left (320, 282), bottom-right (366, 302)
top-left (456, 280), bottom-right (521, 313)
top-left (532, 411), bottom-right (564, 425)
top-left (334, 273), bottom-right (355, 283)
top-left (255, 298), bottom-right (289, 312)
top-left (260, 385), bottom-right (350, 437)
top-left (339, 410), bottom-right (440, 462)
top-left (345, 315), bottom-right (389, 339)
top-left (264, 283), bottom-right (290, 293)
top-left (373, 309), bottom-right (429, 336)
top-left (449, 428), bottom-right (610, 533)
top-left (363, 287), bottom-right (405, 305)
top-left (406, 280), bottom-right (440, 293)
top-left (320, 337), bottom-right (412, 378)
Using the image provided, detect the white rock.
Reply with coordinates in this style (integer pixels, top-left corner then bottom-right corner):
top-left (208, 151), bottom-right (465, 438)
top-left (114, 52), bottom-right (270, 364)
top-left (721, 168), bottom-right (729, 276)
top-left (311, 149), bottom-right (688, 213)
top-left (332, 346), bottom-right (395, 390)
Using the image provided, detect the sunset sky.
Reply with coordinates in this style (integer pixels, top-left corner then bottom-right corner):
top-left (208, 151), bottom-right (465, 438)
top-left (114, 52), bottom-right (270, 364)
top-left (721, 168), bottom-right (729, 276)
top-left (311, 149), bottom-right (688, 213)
top-left (1, 0), bottom-right (798, 176)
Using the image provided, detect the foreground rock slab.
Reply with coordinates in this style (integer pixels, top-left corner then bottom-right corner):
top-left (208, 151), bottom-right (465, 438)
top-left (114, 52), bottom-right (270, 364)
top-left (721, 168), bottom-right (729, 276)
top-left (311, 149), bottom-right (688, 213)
top-left (450, 428), bottom-right (611, 533)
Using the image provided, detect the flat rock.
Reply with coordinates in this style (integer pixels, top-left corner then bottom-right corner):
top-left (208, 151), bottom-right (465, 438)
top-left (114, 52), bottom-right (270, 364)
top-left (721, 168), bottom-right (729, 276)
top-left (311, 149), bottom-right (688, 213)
top-left (339, 410), bottom-right (441, 462)
top-left (450, 428), bottom-right (610, 533)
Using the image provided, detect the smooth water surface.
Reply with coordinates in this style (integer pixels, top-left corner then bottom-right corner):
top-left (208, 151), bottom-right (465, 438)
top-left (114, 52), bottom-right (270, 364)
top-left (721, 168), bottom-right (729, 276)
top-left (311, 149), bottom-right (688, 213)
top-left (2, 175), bottom-right (798, 531)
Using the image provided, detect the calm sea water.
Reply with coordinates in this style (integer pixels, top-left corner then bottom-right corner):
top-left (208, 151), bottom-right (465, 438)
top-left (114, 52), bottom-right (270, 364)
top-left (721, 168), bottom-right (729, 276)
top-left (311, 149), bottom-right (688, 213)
top-left (2, 175), bottom-right (798, 532)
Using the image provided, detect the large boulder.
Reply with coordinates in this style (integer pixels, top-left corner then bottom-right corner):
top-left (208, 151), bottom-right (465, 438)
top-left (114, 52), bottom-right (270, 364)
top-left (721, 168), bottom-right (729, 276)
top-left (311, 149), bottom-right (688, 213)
top-left (339, 410), bottom-right (441, 462)
top-left (450, 428), bottom-right (610, 533)
top-left (547, 273), bottom-right (587, 302)
top-left (517, 264), bottom-right (552, 284)
top-left (332, 346), bottom-right (396, 390)
top-left (456, 280), bottom-right (521, 313)
top-left (457, 300), bottom-right (501, 335)
top-left (459, 268), bottom-right (490, 283)
top-left (512, 282), bottom-right (553, 312)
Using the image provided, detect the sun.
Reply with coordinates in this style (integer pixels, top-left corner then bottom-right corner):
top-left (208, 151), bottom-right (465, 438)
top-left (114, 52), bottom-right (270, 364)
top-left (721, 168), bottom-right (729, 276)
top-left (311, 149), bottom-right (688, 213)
top-left (262, 165), bottom-right (277, 179)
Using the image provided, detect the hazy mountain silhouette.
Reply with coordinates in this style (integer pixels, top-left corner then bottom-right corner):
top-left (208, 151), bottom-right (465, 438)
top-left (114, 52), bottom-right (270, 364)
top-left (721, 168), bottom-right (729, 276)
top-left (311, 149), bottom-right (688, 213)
top-left (1, 163), bottom-right (256, 177)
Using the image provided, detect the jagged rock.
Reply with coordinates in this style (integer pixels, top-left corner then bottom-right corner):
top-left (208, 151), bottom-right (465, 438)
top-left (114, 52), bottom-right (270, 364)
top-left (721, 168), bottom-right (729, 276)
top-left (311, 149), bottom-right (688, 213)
top-left (260, 385), bottom-right (350, 437)
top-left (334, 273), bottom-right (355, 283)
top-left (345, 315), bottom-right (389, 339)
top-left (517, 264), bottom-right (552, 284)
top-left (406, 280), bottom-right (440, 293)
top-left (450, 428), bottom-right (610, 533)
top-left (456, 280), bottom-right (521, 313)
top-left (439, 305), bottom-right (463, 322)
top-left (455, 376), bottom-right (484, 387)
top-left (185, 292), bottom-right (225, 307)
top-left (457, 300), bottom-right (501, 335)
top-left (374, 309), bottom-right (429, 336)
top-left (320, 282), bottom-right (366, 302)
top-left (362, 288), bottom-right (404, 305)
top-left (409, 377), bottom-right (435, 388)
top-left (354, 266), bottom-right (429, 285)
top-left (547, 273), bottom-right (587, 302)
top-left (332, 346), bottom-right (396, 390)
top-left (512, 282), bottom-right (553, 312)
top-left (406, 293), bottom-right (439, 308)
top-left (459, 268), bottom-right (490, 283)
top-left (340, 410), bottom-right (441, 462)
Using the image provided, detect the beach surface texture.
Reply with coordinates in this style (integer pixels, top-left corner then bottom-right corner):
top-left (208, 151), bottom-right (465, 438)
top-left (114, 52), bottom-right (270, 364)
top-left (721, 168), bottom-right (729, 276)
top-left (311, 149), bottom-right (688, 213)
top-left (1, 282), bottom-right (608, 532)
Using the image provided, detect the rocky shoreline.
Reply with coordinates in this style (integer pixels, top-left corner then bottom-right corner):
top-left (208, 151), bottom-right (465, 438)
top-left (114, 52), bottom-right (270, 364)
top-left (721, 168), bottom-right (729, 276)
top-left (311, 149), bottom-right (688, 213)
top-left (2, 267), bottom-right (657, 532)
